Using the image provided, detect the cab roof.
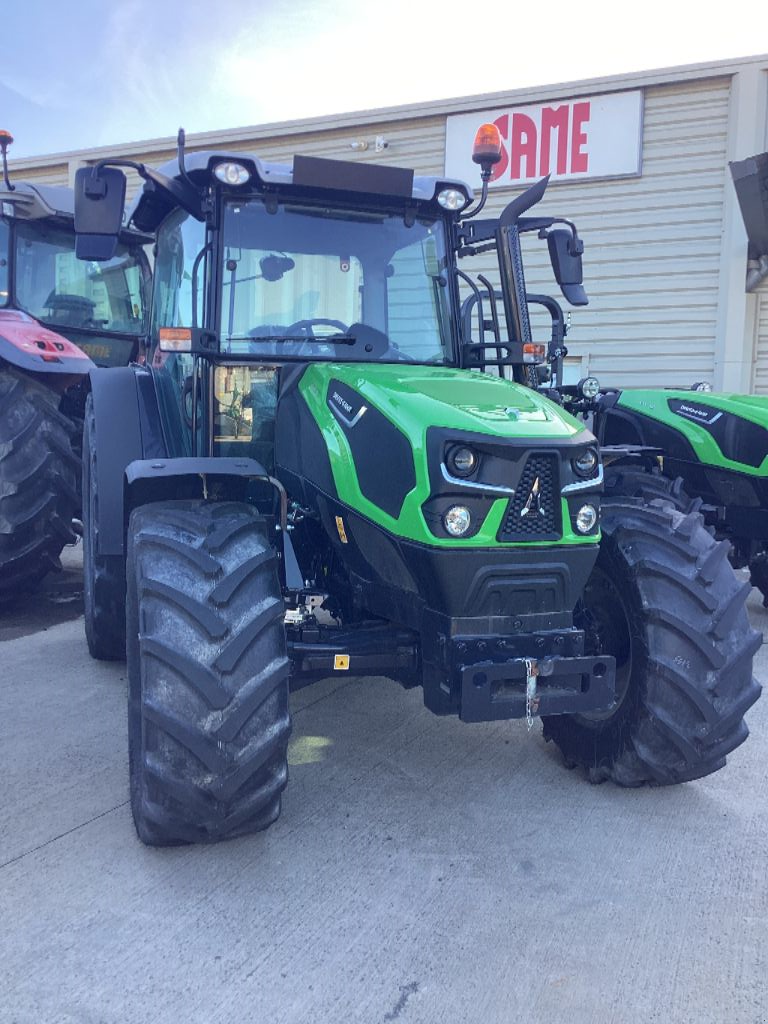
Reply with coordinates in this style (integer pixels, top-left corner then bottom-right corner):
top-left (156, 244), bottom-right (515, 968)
top-left (129, 150), bottom-right (474, 233)
top-left (0, 181), bottom-right (75, 221)
top-left (1, 180), bottom-right (149, 245)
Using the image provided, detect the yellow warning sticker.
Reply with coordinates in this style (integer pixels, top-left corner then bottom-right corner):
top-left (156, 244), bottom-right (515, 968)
top-left (335, 516), bottom-right (349, 544)
top-left (334, 654), bottom-right (350, 671)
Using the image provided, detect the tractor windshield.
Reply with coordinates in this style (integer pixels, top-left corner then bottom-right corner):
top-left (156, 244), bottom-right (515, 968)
top-left (219, 199), bottom-right (455, 364)
top-left (13, 220), bottom-right (146, 342)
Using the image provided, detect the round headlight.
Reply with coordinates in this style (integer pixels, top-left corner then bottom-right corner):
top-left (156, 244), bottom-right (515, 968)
top-left (578, 376), bottom-right (600, 400)
top-left (575, 504), bottom-right (598, 534)
top-left (444, 506), bottom-right (471, 537)
top-left (437, 188), bottom-right (467, 211)
top-left (447, 445), bottom-right (478, 477)
top-left (213, 161), bottom-right (251, 186)
top-left (573, 448), bottom-right (599, 478)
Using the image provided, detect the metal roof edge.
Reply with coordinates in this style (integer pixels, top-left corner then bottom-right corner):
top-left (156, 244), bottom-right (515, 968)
top-left (9, 52), bottom-right (768, 169)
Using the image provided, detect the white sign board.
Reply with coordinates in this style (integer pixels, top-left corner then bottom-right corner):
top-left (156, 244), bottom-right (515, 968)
top-left (445, 90), bottom-right (643, 188)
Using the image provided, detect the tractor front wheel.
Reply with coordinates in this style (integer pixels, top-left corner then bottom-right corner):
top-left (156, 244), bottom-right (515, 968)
top-left (543, 495), bottom-right (761, 785)
top-left (127, 500), bottom-right (291, 845)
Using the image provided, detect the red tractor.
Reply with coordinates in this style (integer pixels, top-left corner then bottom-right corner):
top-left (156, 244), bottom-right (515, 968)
top-left (0, 131), bottom-right (149, 597)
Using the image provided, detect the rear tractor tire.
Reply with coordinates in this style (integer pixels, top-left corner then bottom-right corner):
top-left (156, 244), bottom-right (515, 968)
top-left (543, 492), bottom-right (762, 786)
top-left (603, 463), bottom-right (695, 513)
top-left (605, 464), bottom-right (768, 608)
top-left (127, 500), bottom-right (291, 845)
top-left (0, 367), bottom-right (79, 599)
top-left (82, 393), bottom-right (126, 660)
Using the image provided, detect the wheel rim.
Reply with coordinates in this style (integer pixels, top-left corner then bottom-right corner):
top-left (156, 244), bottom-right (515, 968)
top-left (575, 566), bottom-right (633, 722)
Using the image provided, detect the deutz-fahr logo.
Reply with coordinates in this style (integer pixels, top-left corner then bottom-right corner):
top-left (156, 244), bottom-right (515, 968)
top-left (670, 400), bottom-right (721, 426)
top-left (520, 476), bottom-right (545, 517)
top-left (332, 391), bottom-right (353, 415)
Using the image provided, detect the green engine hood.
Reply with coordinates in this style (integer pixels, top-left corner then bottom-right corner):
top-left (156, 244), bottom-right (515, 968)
top-left (296, 363), bottom-right (597, 548)
top-left (615, 389), bottom-right (768, 475)
top-left (309, 363), bottom-right (586, 440)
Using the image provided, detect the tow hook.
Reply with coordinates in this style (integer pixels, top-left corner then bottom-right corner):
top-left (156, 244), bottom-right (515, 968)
top-left (525, 658), bottom-right (540, 729)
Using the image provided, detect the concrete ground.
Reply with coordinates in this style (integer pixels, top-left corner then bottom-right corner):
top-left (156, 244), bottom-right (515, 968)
top-left (0, 546), bottom-right (766, 1024)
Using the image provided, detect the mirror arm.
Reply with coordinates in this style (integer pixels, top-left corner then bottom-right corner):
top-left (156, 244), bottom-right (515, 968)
top-left (89, 159), bottom-right (205, 222)
top-left (537, 216), bottom-right (584, 254)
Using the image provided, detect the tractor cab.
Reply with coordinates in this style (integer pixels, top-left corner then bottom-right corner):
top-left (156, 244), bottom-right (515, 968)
top-left (0, 131), bottom-right (152, 598)
top-left (1, 177), bottom-right (150, 368)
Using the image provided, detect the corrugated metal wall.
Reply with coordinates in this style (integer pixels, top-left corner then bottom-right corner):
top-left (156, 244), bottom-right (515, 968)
top-left (752, 286), bottom-right (768, 393)
top-left (453, 77), bottom-right (732, 388)
top-left (150, 78), bottom-right (731, 389)
top-left (113, 114), bottom-right (447, 200)
top-left (19, 77), bottom-right (736, 390)
top-left (14, 162), bottom-right (71, 185)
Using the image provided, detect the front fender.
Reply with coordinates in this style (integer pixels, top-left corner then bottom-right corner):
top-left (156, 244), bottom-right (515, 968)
top-left (90, 365), bottom-right (166, 556)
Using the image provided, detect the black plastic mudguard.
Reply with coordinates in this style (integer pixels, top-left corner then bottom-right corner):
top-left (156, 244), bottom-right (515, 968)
top-left (90, 366), bottom-right (151, 556)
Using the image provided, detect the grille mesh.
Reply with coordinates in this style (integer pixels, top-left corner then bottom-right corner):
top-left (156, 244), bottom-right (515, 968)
top-left (498, 454), bottom-right (561, 541)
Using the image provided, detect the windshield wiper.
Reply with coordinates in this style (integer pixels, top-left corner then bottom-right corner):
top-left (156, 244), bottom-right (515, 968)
top-left (227, 334), bottom-right (357, 345)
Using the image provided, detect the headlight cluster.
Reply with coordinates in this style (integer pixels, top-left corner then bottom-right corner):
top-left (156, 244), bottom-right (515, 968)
top-left (578, 376), bottom-right (600, 400)
top-left (575, 504), bottom-right (598, 533)
top-left (446, 445), bottom-right (478, 478)
top-left (213, 161), bottom-right (251, 185)
top-left (437, 188), bottom-right (468, 211)
top-left (444, 505), bottom-right (472, 536)
top-left (572, 447), bottom-right (599, 478)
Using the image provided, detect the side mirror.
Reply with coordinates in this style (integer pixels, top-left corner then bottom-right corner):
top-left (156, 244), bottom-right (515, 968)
top-left (730, 152), bottom-right (768, 259)
top-left (547, 228), bottom-right (587, 306)
top-left (74, 166), bottom-right (127, 261)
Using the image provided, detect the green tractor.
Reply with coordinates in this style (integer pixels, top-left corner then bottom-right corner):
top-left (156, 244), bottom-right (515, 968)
top-left (74, 126), bottom-right (760, 847)
top-left (594, 388), bottom-right (768, 602)
top-left (0, 131), bottom-right (150, 597)
top-left (550, 151), bottom-right (768, 603)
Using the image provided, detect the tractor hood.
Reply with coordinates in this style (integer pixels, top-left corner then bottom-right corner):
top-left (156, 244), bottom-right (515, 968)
top-left (0, 309), bottom-right (94, 379)
top-left (615, 388), bottom-right (768, 475)
top-left (306, 363), bottom-right (588, 441)
top-left (276, 361), bottom-right (600, 549)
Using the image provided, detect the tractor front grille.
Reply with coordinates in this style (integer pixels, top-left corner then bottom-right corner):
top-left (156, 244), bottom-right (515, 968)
top-left (498, 454), bottom-right (561, 542)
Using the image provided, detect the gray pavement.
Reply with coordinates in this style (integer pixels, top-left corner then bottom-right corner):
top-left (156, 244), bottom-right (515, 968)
top-left (0, 562), bottom-right (766, 1024)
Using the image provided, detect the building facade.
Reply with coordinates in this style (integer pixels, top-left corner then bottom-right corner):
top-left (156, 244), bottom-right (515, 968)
top-left (10, 54), bottom-right (768, 391)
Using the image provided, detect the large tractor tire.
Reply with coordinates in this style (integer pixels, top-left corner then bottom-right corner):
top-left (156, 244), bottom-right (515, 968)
top-left (603, 463), bottom-right (695, 512)
top-left (543, 494), bottom-right (761, 786)
top-left (605, 464), bottom-right (768, 607)
top-left (82, 393), bottom-right (126, 660)
top-left (0, 367), bottom-right (79, 599)
top-left (127, 500), bottom-right (291, 846)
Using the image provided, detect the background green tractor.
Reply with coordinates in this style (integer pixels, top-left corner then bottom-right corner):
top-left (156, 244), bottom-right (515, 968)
top-left (0, 131), bottom-right (150, 598)
top-left (594, 388), bottom-right (768, 602)
top-left (560, 151), bottom-right (768, 603)
top-left (73, 127), bottom-right (760, 847)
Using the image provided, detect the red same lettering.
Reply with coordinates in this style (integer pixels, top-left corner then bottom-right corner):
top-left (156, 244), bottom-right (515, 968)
top-left (570, 101), bottom-right (590, 173)
top-left (510, 113), bottom-right (537, 180)
top-left (490, 114), bottom-right (509, 181)
top-left (540, 105), bottom-right (569, 176)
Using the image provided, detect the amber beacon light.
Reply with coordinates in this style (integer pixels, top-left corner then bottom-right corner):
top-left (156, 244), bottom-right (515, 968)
top-left (472, 123), bottom-right (503, 178)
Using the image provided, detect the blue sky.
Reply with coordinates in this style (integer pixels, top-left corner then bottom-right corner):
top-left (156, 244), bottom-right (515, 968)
top-left (2, 0), bottom-right (765, 159)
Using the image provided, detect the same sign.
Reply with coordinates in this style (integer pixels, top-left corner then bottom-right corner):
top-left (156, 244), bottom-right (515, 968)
top-left (444, 90), bottom-right (644, 189)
